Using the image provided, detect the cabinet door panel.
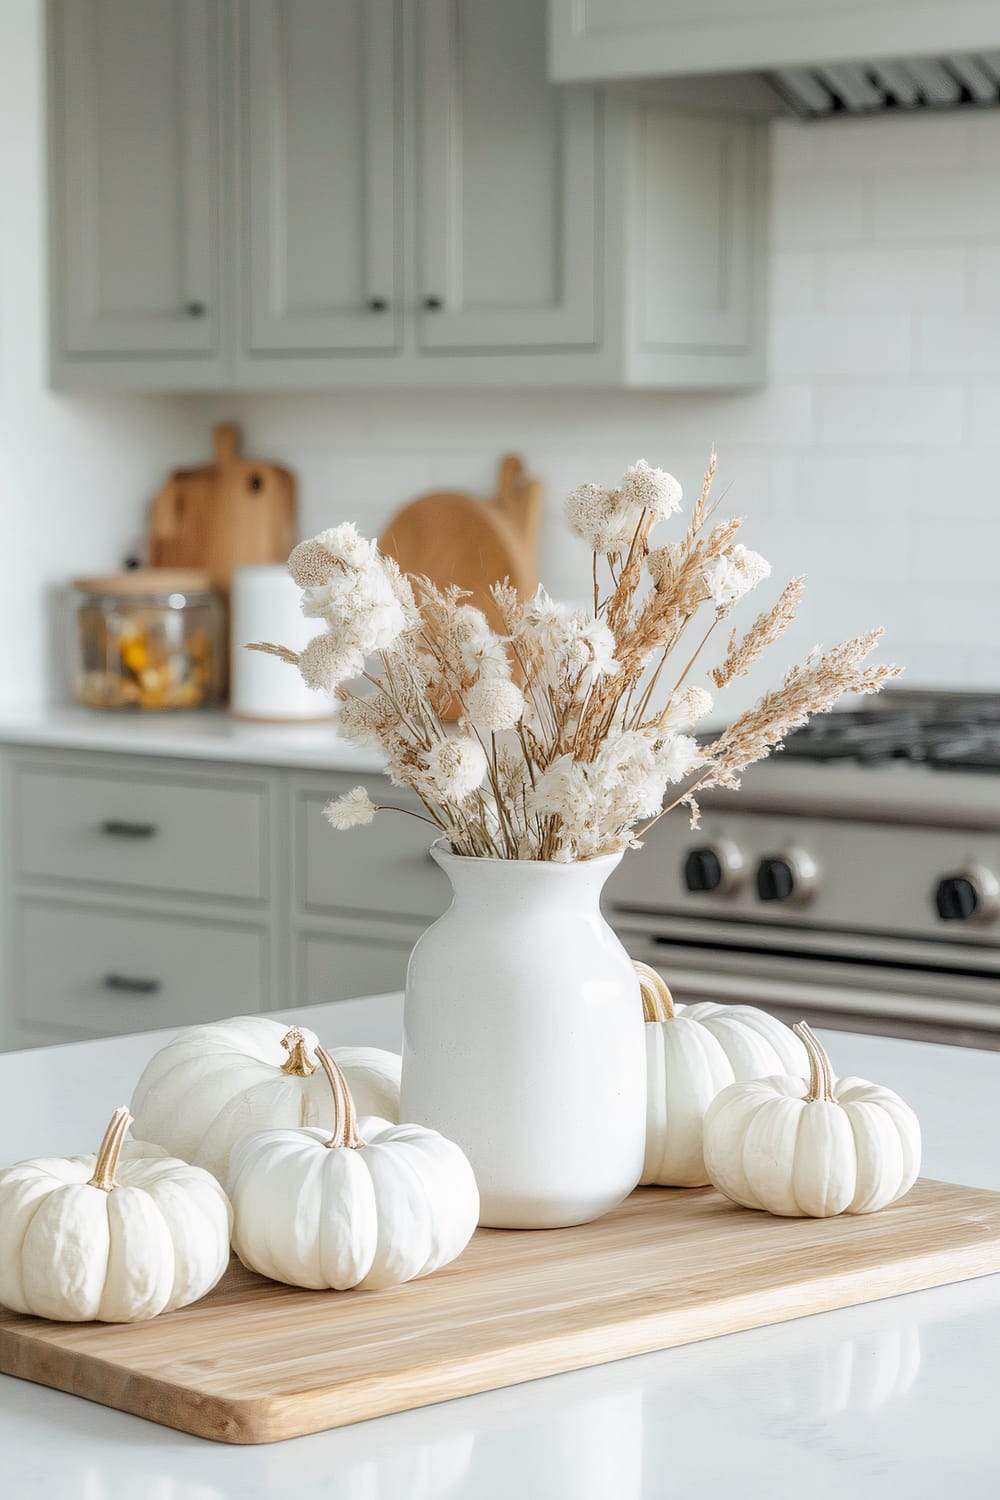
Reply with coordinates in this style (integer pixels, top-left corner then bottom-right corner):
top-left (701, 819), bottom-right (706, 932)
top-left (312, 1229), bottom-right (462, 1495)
top-left (296, 777), bottom-right (450, 921)
top-left (417, 0), bottom-right (599, 352)
top-left (243, 0), bottom-right (401, 355)
top-left (299, 927), bottom-right (420, 1006)
top-left (17, 900), bottom-right (267, 1038)
top-left (633, 112), bottom-right (758, 354)
top-left (51, 0), bottom-right (220, 356)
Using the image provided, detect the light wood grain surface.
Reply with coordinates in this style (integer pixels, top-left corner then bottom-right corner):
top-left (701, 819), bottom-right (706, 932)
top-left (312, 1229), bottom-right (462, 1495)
top-left (2, 1179), bottom-right (999, 1445)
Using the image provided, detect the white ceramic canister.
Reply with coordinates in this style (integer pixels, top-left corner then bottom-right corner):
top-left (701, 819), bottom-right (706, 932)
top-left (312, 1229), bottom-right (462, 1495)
top-left (401, 843), bottom-right (647, 1229)
top-left (230, 564), bottom-right (334, 721)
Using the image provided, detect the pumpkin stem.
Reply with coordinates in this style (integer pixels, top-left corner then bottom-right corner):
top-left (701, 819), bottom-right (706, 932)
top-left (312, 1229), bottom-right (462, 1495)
top-left (280, 1027), bottom-right (317, 1077)
top-left (794, 1022), bottom-right (836, 1103)
top-left (634, 961), bottom-right (675, 1023)
top-left (87, 1107), bottom-right (133, 1192)
top-left (315, 1046), bottom-right (364, 1150)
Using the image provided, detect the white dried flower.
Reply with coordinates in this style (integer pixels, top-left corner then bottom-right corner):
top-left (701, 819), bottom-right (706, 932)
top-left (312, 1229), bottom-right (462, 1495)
top-left (464, 676), bottom-right (525, 732)
top-left (620, 460), bottom-right (682, 522)
top-left (564, 483), bottom-right (640, 555)
top-left (288, 538), bottom-right (338, 588)
top-left (297, 523), bottom-right (413, 656)
top-left (323, 786), bottom-right (376, 830)
top-left (565, 461), bottom-right (682, 555)
top-left (452, 606), bottom-right (511, 681)
top-left (646, 542), bottom-right (685, 593)
top-left (526, 754), bottom-right (593, 825)
top-left (702, 545), bottom-right (771, 610)
top-left (660, 685), bottom-right (714, 732)
top-left (426, 738), bottom-right (488, 801)
top-left (564, 616), bottom-right (619, 683)
top-left (656, 733), bottom-right (702, 784)
top-left (336, 693), bottom-right (387, 747)
top-left (520, 590), bottom-right (619, 686)
top-left (297, 633), bottom-right (364, 692)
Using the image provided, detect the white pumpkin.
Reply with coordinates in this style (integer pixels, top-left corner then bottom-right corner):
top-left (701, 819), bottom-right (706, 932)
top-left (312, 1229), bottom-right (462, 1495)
top-left (635, 962), bottom-right (808, 1187)
top-left (228, 1047), bottom-right (479, 1291)
top-left (703, 1022), bottom-right (921, 1217)
top-left (130, 1016), bottom-right (401, 1182)
top-left (0, 1107), bottom-right (231, 1322)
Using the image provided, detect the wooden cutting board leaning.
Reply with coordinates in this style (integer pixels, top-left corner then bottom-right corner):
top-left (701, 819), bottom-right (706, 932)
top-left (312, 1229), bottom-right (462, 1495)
top-left (379, 454), bottom-right (543, 634)
top-left (147, 423), bottom-right (297, 598)
top-left (380, 454), bottom-right (543, 716)
top-left (2, 1178), bottom-right (999, 1444)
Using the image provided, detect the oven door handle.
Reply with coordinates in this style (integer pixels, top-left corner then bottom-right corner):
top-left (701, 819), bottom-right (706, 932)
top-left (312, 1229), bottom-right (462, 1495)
top-left (629, 954), bottom-right (1000, 1035)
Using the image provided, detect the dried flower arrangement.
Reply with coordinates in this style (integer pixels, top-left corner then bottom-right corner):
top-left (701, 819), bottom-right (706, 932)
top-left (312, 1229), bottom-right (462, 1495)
top-left (250, 454), bottom-right (899, 861)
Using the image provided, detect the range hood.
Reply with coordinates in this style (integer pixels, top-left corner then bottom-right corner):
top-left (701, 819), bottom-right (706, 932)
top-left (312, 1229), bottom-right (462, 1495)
top-left (549, 3), bottom-right (1000, 116)
top-left (772, 53), bottom-right (1000, 117)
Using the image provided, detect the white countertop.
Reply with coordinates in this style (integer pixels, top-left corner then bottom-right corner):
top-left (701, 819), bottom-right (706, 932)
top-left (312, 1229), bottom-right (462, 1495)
top-left (3, 997), bottom-right (1000, 1498)
top-left (0, 705), bottom-right (383, 772)
top-left (3, 705), bottom-right (999, 829)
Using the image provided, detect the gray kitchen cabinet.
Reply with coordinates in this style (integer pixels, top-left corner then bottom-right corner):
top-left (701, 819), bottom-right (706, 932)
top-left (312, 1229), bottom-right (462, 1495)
top-left (298, 924), bottom-right (422, 1007)
top-left (47, 0), bottom-right (769, 390)
top-left (548, 0), bottom-right (1000, 82)
top-left (14, 762), bottom-right (268, 903)
top-left (0, 745), bottom-right (448, 1051)
top-left (48, 0), bottom-right (226, 384)
top-left (295, 775), bottom-right (450, 922)
top-left (16, 899), bottom-right (269, 1038)
top-left (242, 0), bottom-right (402, 358)
top-left (617, 103), bottom-right (766, 384)
top-left (415, 0), bottom-right (598, 354)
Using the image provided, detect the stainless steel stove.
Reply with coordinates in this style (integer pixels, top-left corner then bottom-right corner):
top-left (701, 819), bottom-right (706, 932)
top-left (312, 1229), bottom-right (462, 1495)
top-left (607, 692), bottom-right (1000, 1047)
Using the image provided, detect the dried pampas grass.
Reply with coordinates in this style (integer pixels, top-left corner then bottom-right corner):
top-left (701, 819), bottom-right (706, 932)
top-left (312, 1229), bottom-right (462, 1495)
top-left (249, 452), bottom-right (900, 861)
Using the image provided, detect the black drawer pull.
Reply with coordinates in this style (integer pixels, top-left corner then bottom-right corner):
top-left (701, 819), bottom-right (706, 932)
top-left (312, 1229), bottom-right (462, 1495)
top-left (100, 820), bottom-right (159, 839)
top-left (103, 973), bottom-right (162, 996)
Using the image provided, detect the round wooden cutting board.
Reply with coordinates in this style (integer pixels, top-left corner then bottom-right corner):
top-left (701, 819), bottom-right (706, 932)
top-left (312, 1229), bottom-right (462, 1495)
top-left (379, 455), bottom-right (542, 637)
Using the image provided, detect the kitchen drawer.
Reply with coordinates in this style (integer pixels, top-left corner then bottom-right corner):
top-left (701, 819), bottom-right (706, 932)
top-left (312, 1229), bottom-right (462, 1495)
top-left (296, 776), bottom-right (450, 921)
top-left (14, 761), bottom-right (267, 902)
top-left (299, 923), bottom-right (424, 1006)
top-left (16, 899), bottom-right (267, 1038)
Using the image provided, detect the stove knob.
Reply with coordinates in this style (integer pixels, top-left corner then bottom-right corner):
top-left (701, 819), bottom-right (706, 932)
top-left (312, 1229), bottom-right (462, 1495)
top-left (682, 840), bottom-right (744, 896)
top-left (934, 866), bottom-right (1000, 924)
top-left (755, 850), bottom-right (818, 905)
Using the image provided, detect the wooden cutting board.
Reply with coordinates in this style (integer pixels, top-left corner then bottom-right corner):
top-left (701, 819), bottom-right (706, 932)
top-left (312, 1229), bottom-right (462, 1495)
top-left (379, 454), bottom-right (543, 635)
top-left (147, 423), bottom-right (296, 597)
top-left (2, 1178), bottom-right (1000, 1445)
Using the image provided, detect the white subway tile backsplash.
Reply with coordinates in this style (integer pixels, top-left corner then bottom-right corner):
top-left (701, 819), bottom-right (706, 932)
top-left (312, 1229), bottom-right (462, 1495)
top-left (818, 384), bottom-right (965, 449)
top-left (771, 312), bottom-right (912, 379)
top-left (872, 173), bottom-right (1000, 242)
top-left (911, 516), bottom-right (1000, 582)
top-left (823, 247), bottom-right (966, 311)
top-left (916, 314), bottom-right (1000, 376)
top-left (769, 250), bottom-right (822, 312)
top-left (818, 113), bottom-right (972, 176)
top-left (904, 452), bottom-right (997, 516)
top-left (770, 120), bottom-right (822, 177)
top-left (771, 173), bottom-right (869, 250)
top-left (970, 246), bottom-right (1000, 310)
top-left (968, 386), bottom-right (1000, 447)
top-left (967, 111), bottom-right (1000, 168)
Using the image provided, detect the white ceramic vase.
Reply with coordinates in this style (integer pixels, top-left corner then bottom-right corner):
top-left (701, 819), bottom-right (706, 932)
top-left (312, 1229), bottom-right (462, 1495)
top-left (400, 844), bottom-right (647, 1229)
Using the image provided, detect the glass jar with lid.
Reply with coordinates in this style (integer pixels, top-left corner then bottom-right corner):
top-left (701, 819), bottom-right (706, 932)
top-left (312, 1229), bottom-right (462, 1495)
top-left (71, 570), bottom-right (225, 710)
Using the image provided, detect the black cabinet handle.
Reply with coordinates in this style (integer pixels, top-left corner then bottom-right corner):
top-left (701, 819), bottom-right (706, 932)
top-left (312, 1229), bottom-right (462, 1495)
top-left (423, 296), bottom-right (443, 311)
top-left (100, 819), bottom-right (158, 839)
top-left (103, 973), bottom-right (162, 996)
top-left (186, 301), bottom-right (207, 317)
top-left (368, 297), bottom-right (388, 312)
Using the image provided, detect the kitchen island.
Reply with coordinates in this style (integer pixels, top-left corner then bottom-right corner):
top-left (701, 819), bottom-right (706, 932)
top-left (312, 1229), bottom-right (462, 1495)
top-left (2, 995), bottom-right (999, 1498)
